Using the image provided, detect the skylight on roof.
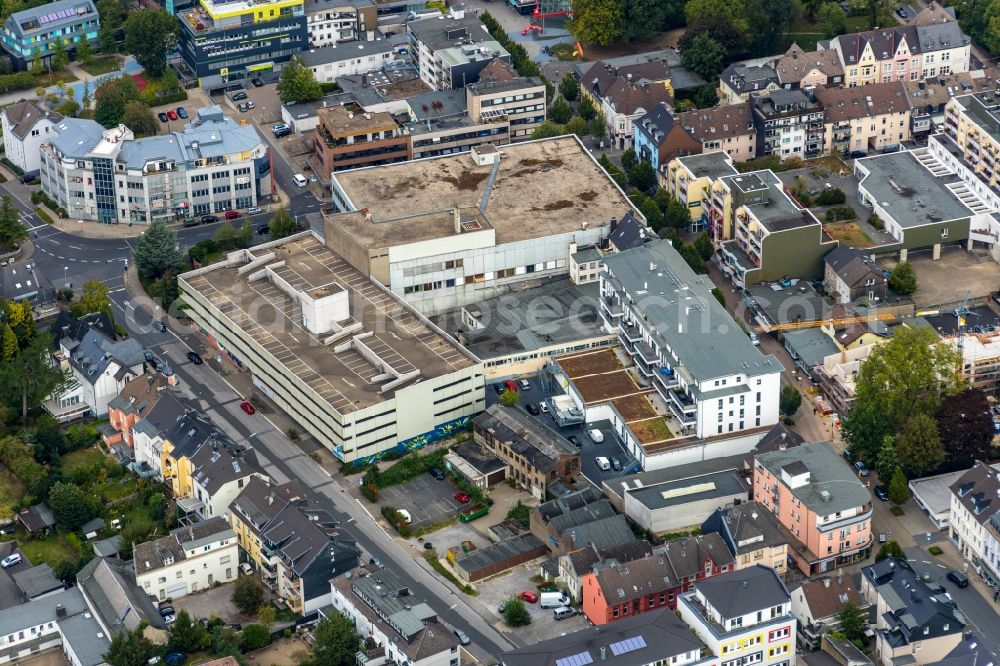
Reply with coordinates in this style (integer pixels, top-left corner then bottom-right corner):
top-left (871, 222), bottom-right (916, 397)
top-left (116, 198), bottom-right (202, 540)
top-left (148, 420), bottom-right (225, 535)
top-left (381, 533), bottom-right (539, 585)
top-left (609, 636), bottom-right (647, 656)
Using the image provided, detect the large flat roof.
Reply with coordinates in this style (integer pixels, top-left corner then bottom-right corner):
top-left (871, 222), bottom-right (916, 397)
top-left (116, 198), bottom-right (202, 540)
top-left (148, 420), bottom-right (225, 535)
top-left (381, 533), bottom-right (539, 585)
top-left (329, 136), bottom-right (635, 246)
top-left (856, 150), bottom-right (972, 228)
top-left (626, 469), bottom-right (747, 511)
top-left (180, 234), bottom-right (475, 415)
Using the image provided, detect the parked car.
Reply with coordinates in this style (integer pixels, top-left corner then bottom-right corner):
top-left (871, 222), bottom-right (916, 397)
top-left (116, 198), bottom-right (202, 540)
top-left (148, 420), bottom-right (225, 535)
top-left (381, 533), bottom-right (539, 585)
top-left (947, 571), bottom-right (969, 588)
top-left (200, 214), bottom-right (219, 224)
top-left (239, 401), bottom-right (256, 415)
top-left (231, 91), bottom-right (248, 101)
top-left (143, 349), bottom-right (155, 363)
top-left (397, 509), bottom-right (412, 524)
top-left (256, 225), bottom-right (269, 235)
top-left (504, 380), bottom-right (518, 393)
top-left (525, 403), bottom-right (539, 416)
top-left (520, 591), bottom-right (539, 603)
top-left (423, 542), bottom-right (433, 550)
top-left (186, 351), bottom-right (203, 365)
top-left (588, 428), bottom-right (604, 443)
top-left (610, 457), bottom-right (622, 471)
top-left (250, 77), bottom-right (264, 87)
top-left (167, 109), bottom-right (178, 120)
top-left (163, 614), bottom-right (176, 625)
top-left (224, 210), bottom-right (241, 220)
top-left (369, 556), bottom-right (383, 568)
top-left (553, 607), bottom-right (577, 620)
top-left (568, 435), bottom-right (581, 447)
top-left (272, 123), bottom-right (289, 133)
top-left (493, 383), bottom-right (505, 395)
top-left (238, 101), bottom-right (254, 112)
top-left (153, 320), bottom-right (167, 333)
top-left (453, 629), bottom-right (471, 646)
top-left (158, 605), bottom-right (175, 618)
top-left (873, 485), bottom-right (889, 501)
top-left (539, 402), bottom-right (549, 414)
top-left (428, 467), bottom-right (445, 480)
top-left (164, 652), bottom-right (185, 666)
top-left (247, 206), bottom-right (262, 215)
top-left (274, 127), bottom-right (291, 138)
top-left (238, 563), bottom-right (253, 576)
top-left (1, 553), bottom-right (22, 568)
top-left (176, 107), bottom-right (188, 119)
top-left (157, 111), bottom-right (169, 122)
top-left (850, 150), bottom-right (868, 159)
top-left (896, 6), bottom-right (908, 17)
top-left (854, 460), bottom-right (870, 476)
top-left (497, 600), bottom-right (507, 614)
top-left (454, 491), bottom-right (471, 504)
top-left (292, 174), bottom-right (308, 187)
top-left (519, 379), bottom-right (531, 391)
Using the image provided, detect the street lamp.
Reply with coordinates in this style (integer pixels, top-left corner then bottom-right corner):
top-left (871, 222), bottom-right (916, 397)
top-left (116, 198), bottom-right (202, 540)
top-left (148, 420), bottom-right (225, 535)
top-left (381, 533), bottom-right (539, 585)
top-left (63, 266), bottom-right (68, 288)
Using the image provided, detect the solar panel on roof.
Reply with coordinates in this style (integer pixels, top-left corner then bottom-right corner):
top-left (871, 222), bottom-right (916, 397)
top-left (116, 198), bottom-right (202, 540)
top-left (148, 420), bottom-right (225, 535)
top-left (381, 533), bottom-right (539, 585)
top-left (555, 653), bottom-right (594, 666)
top-left (609, 636), bottom-right (647, 656)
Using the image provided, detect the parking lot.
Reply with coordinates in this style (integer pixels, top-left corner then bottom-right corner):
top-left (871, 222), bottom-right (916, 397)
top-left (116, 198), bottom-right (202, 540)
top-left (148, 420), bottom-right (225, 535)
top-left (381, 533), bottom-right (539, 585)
top-left (378, 474), bottom-right (468, 531)
top-left (878, 246), bottom-right (1000, 309)
top-left (170, 580), bottom-right (259, 624)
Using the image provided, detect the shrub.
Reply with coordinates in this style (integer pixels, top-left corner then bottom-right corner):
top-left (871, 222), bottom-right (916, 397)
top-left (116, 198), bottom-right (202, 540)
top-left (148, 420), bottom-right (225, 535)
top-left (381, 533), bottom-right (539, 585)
top-left (1, 157), bottom-right (23, 176)
top-left (816, 188), bottom-right (846, 205)
top-left (890, 505), bottom-right (904, 516)
top-left (506, 501), bottom-right (530, 529)
top-left (35, 207), bottom-right (53, 224)
top-left (381, 505), bottom-right (410, 536)
top-left (287, 428), bottom-right (299, 441)
top-left (824, 205), bottom-right (856, 222)
top-left (240, 624), bottom-right (271, 651)
top-left (366, 448), bottom-right (447, 489)
top-left (360, 482), bottom-right (378, 503)
top-left (867, 213), bottom-right (885, 230)
top-left (928, 545), bottom-right (943, 555)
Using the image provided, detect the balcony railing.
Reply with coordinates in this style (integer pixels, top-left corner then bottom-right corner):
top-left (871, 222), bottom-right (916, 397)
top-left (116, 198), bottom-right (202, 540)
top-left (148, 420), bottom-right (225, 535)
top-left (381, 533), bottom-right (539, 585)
top-left (620, 322), bottom-right (642, 342)
top-left (601, 295), bottom-right (623, 319)
top-left (635, 340), bottom-right (658, 365)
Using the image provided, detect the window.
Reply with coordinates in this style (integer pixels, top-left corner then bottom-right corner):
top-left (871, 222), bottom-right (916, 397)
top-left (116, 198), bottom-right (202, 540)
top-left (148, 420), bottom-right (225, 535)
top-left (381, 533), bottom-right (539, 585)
top-left (769, 627), bottom-right (790, 642)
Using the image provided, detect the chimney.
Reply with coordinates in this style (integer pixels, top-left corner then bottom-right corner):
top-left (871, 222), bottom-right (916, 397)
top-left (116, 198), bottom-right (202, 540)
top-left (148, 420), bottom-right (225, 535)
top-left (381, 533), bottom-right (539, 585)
top-left (56, 604), bottom-right (66, 618)
top-left (454, 208), bottom-right (462, 233)
top-left (600, 647), bottom-right (607, 661)
top-left (823, 578), bottom-right (830, 588)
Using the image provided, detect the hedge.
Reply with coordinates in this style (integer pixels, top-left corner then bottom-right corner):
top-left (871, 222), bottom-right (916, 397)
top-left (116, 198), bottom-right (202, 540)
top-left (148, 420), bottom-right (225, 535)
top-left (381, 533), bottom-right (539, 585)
top-left (1, 157), bottom-right (23, 176)
top-left (364, 448), bottom-right (447, 489)
top-left (35, 207), bottom-right (54, 224)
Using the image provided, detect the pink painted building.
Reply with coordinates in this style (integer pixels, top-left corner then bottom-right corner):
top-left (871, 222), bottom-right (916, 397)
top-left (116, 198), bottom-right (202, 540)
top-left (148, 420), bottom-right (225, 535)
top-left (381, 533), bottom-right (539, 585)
top-left (752, 442), bottom-right (873, 575)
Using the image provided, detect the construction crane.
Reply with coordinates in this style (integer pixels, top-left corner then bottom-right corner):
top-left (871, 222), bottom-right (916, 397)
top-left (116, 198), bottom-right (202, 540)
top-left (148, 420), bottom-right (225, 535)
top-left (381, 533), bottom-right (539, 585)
top-left (955, 291), bottom-right (975, 353)
top-left (757, 312), bottom-right (898, 333)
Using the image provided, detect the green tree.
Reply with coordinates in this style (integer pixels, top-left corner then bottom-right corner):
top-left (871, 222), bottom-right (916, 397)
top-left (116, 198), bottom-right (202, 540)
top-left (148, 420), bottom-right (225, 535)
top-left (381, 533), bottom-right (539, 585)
top-left (277, 56), bottom-right (322, 103)
top-left (70, 279), bottom-right (112, 318)
top-left (888, 261), bottom-right (917, 295)
top-left (685, 0), bottom-right (751, 36)
top-left (48, 481), bottom-right (96, 530)
top-left (577, 94), bottom-right (597, 121)
top-left (559, 74), bottom-right (579, 102)
top-left (257, 605), bottom-right (276, 630)
top-left (1, 324), bottom-right (16, 361)
top-left (133, 220), bottom-right (181, 281)
top-left (30, 48), bottom-right (43, 74)
top-left (629, 160), bottom-right (657, 192)
top-left (307, 612), bottom-right (361, 666)
top-left (0, 196), bottom-right (26, 248)
top-left (241, 624), bottom-right (271, 651)
top-left (104, 625), bottom-right (154, 666)
top-left (169, 610), bottom-right (209, 653)
top-left (52, 38), bottom-right (69, 71)
top-left (682, 32), bottom-right (727, 80)
top-left (98, 23), bottom-right (117, 54)
top-left (500, 389), bottom-right (519, 407)
top-left (896, 413), bottom-right (945, 478)
top-left (662, 192), bottom-right (691, 230)
top-left (817, 2), bottom-right (847, 36)
top-left (94, 75), bottom-right (140, 128)
top-left (503, 598), bottom-right (531, 626)
top-left (621, 148), bottom-right (639, 174)
top-left (148, 492), bottom-right (166, 521)
top-left (876, 540), bottom-right (906, 562)
top-left (936, 388), bottom-right (995, 471)
top-left (81, 80), bottom-right (92, 111)
top-left (77, 38), bottom-right (93, 64)
top-left (874, 436), bottom-right (898, 483)
top-left (268, 208), bottom-right (299, 241)
top-left (849, 0), bottom-right (895, 29)
top-left (567, 0), bottom-right (624, 45)
top-left (57, 99), bottom-right (81, 118)
top-left (694, 232), bottom-right (714, 261)
top-left (589, 114), bottom-right (607, 141)
top-left (549, 96), bottom-right (572, 124)
top-left (123, 10), bottom-right (178, 78)
top-left (837, 602), bottom-right (867, 644)
top-left (123, 101), bottom-right (158, 137)
top-left (888, 466), bottom-right (910, 505)
top-left (532, 120), bottom-right (565, 139)
top-left (564, 115), bottom-right (588, 138)
top-left (231, 576), bottom-right (264, 614)
top-left (0, 333), bottom-right (69, 422)
top-left (779, 384), bottom-right (802, 416)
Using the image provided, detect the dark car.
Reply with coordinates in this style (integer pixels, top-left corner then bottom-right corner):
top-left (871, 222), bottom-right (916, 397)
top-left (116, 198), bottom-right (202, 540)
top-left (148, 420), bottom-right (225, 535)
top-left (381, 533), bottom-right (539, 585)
top-left (158, 605), bottom-right (175, 617)
top-left (946, 571), bottom-right (969, 588)
top-left (423, 542), bottom-right (433, 550)
top-left (369, 556), bottom-right (383, 569)
top-left (842, 449), bottom-right (856, 463)
top-left (850, 150), bottom-right (868, 159)
top-left (186, 351), bottom-right (203, 365)
top-left (896, 6), bottom-right (907, 18)
top-left (256, 225), bottom-right (269, 235)
top-left (251, 77), bottom-right (264, 87)
top-left (873, 485), bottom-right (889, 501)
top-left (176, 107), bottom-right (188, 119)
top-left (525, 403), bottom-right (540, 416)
top-left (493, 383), bottom-right (505, 395)
top-left (201, 214), bottom-right (220, 224)
top-left (153, 320), bottom-right (167, 333)
top-left (231, 91), bottom-right (248, 101)
top-left (610, 457), bottom-right (622, 471)
top-left (158, 111), bottom-right (169, 122)
top-left (164, 652), bottom-right (185, 666)
top-left (428, 467), bottom-right (445, 480)
top-left (143, 349), bottom-right (155, 363)
top-left (19, 172), bottom-right (38, 184)
top-left (568, 435), bottom-right (581, 447)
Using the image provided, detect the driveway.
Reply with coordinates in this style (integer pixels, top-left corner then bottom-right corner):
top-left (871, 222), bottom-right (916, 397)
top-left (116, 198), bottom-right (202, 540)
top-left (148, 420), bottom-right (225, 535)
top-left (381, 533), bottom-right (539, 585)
top-left (474, 563), bottom-right (588, 643)
top-left (170, 580), bottom-right (259, 624)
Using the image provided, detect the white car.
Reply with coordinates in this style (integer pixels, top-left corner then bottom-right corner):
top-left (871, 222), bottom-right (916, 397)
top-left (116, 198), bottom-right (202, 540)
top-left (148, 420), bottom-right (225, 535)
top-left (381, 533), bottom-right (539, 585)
top-left (239, 562), bottom-right (254, 576)
top-left (397, 509), bottom-right (412, 524)
top-left (588, 428), bottom-right (604, 443)
top-left (247, 207), bottom-right (262, 215)
top-left (1, 553), bottom-right (21, 568)
top-left (595, 456), bottom-right (611, 471)
top-left (292, 174), bottom-right (308, 187)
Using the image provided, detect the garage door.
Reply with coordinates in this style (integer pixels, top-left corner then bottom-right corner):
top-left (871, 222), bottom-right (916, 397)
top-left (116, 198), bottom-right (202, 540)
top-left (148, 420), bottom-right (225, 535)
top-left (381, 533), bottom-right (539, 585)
top-left (165, 582), bottom-right (187, 598)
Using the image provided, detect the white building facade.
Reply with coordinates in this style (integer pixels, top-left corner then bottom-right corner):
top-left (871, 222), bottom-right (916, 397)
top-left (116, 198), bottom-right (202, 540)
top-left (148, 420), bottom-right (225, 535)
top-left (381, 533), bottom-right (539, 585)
top-left (949, 462), bottom-right (1000, 586)
top-left (134, 519), bottom-right (239, 601)
top-left (1, 100), bottom-right (60, 174)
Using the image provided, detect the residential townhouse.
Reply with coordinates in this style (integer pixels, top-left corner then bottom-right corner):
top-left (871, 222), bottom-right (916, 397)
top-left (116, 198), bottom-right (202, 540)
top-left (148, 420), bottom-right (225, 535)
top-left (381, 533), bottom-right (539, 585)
top-left (862, 558), bottom-right (966, 666)
top-left (577, 58), bottom-right (673, 106)
top-left (676, 102), bottom-right (758, 164)
top-left (602, 78), bottom-right (674, 150)
top-left (678, 566), bottom-right (796, 666)
top-left (600, 240), bottom-right (783, 442)
top-left (719, 64), bottom-right (780, 106)
top-left (160, 411), bottom-right (252, 510)
top-left (303, 0), bottom-right (375, 47)
top-left (581, 533), bottom-right (734, 625)
top-left (76, 556), bottom-right (166, 637)
top-left (902, 72), bottom-right (983, 140)
top-left (328, 569), bottom-right (461, 666)
top-left (531, 497), bottom-right (635, 556)
top-left (701, 501), bottom-right (789, 575)
top-left (774, 44), bottom-right (844, 90)
top-left (791, 574), bottom-right (868, 650)
top-left (1, 100), bottom-right (61, 174)
top-left (823, 245), bottom-right (889, 304)
top-left (43, 325), bottom-right (145, 422)
top-left (229, 477), bottom-right (359, 613)
top-left (557, 541), bottom-right (654, 602)
top-left (949, 461), bottom-right (1000, 587)
top-left (130, 390), bottom-right (187, 480)
top-left (312, 104), bottom-right (411, 175)
top-left (662, 151), bottom-right (739, 229)
top-left (188, 435), bottom-right (266, 521)
top-left (104, 374), bottom-right (167, 450)
top-left (406, 11), bottom-right (510, 91)
top-left (753, 442), bottom-right (874, 575)
top-left (814, 82), bottom-right (911, 155)
top-left (177, 0), bottom-right (309, 81)
top-left (133, 517), bottom-right (239, 601)
top-left (0, 0), bottom-right (99, 71)
top-left (473, 404), bottom-right (579, 500)
top-left (465, 59), bottom-right (546, 140)
top-left (40, 107), bottom-right (273, 225)
top-left (751, 89), bottom-right (825, 159)
top-left (501, 608), bottom-right (715, 666)
top-left (633, 103), bottom-right (700, 172)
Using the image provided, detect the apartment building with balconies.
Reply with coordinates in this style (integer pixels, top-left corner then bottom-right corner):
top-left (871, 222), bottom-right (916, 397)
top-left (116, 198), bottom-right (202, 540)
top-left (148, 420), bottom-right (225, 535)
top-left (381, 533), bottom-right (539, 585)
top-left (949, 461), bottom-right (1000, 587)
top-left (678, 565), bottom-right (796, 666)
top-left (752, 442), bottom-right (873, 575)
top-left (466, 65), bottom-right (547, 140)
top-left (303, 0), bottom-right (375, 47)
top-left (600, 240), bottom-right (782, 442)
top-left (661, 151), bottom-right (739, 231)
top-left (751, 90), bottom-right (825, 160)
top-left (313, 104), bottom-right (410, 174)
top-left (406, 10), bottom-right (509, 91)
top-left (814, 82), bottom-right (911, 156)
top-left (177, 0), bottom-right (309, 81)
top-left (40, 107), bottom-right (272, 224)
top-left (134, 517), bottom-right (239, 601)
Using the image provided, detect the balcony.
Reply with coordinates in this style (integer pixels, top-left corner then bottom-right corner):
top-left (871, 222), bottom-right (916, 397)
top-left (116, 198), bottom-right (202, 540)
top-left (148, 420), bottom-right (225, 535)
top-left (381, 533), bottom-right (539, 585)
top-left (620, 322), bottom-right (642, 343)
top-left (653, 367), bottom-right (679, 391)
top-left (601, 295), bottom-right (623, 319)
top-left (635, 340), bottom-right (658, 365)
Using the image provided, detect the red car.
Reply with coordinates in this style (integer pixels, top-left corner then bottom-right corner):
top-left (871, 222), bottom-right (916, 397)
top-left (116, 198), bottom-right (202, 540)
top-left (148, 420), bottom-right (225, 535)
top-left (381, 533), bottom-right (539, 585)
top-left (239, 401), bottom-right (256, 415)
top-left (454, 491), bottom-right (470, 504)
top-left (504, 379), bottom-right (518, 393)
top-left (167, 109), bottom-right (178, 120)
top-left (520, 591), bottom-right (539, 603)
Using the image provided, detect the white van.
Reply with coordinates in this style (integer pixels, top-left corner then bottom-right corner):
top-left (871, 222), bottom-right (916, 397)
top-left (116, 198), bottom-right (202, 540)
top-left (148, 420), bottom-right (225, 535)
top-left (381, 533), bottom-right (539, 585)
top-left (553, 607), bottom-right (577, 620)
top-left (595, 456), bottom-right (611, 471)
top-left (292, 174), bottom-right (308, 187)
top-left (540, 592), bottom-right (570, 608)
top-left (519, 379), bottom-right (531, 391)
top-left (588, 428), bottom-right (604, 443)
top-left (397, 509), bottom-right (412, 524)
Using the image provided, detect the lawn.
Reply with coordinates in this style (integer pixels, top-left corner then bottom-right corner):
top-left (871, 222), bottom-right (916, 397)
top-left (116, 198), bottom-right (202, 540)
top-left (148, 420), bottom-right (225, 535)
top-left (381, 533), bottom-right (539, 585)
top-left (62, 446), bottom-right (106, 473)
top-left (549, 43), bottom-right (577, 61)
top-left (14, 532), bottom-right (80, 567)
top-left (79, 56), bottom-right (121, 76)
top-left (35, 70), bottom-right (78, 87)
top-left (63, 445), bottom-right (141, 503)
top-left (0, 467), bottom-right (25, 521)
top-left (780, 33), bottom-right (824, 52)
top-left (630, 417), bottom-right (676, 444)
top-left (825, 222), bottom-right (874, 248)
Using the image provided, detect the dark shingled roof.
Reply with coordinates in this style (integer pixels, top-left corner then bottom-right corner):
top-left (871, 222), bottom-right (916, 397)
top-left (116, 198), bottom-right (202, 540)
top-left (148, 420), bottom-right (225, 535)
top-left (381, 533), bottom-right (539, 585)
top-left (693, 564), bottom-right (790, 619)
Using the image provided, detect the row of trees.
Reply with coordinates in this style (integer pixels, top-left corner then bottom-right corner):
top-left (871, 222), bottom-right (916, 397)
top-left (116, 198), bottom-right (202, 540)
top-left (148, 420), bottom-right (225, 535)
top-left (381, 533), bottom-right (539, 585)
top-left (567, 0), bottom-right (684, 46)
